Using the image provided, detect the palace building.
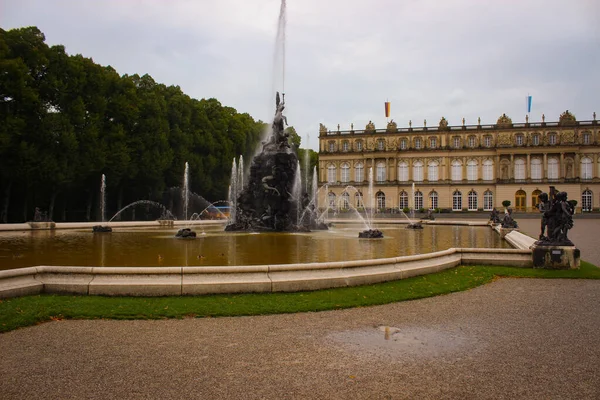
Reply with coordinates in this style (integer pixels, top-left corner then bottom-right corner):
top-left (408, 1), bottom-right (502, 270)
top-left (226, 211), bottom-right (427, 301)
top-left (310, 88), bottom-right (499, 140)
top-left (317, 111), bottom-right (599, 213)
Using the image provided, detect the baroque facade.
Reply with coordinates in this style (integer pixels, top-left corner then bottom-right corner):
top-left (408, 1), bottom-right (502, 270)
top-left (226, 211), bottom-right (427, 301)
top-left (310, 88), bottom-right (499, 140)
top-left (318, 111), bottom-right (600, 213)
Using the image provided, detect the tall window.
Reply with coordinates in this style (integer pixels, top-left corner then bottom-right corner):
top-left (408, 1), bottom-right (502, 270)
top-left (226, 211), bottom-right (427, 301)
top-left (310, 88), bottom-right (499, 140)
top-left (355, 192), bottom-right (364, 208)
top-left (467, 160), bottom-right (478, 181)
top-left (514, 158), bottom-right (526, 181)
top-left (376, 162), bottom-right (386, 182)
top-left (515, 134), bottom-right (524, 146)
top-left (399, 191), bottom-right (409, 209)
top-left (327, 164), bottom-right (336, 183)
top-left (342, 141), bottom-right (349, 151)
top-left (548, 133), bottom-right (557, 145)
top-left (340, 163), bottom-right (350, 183)
top-left (453, 137), bottom-right (460, 148)
top-left (376, 192), bottom-right (386, 210)
top-left (451, 160), bottom-right (463, 181)
top-left (414, 191), bottom-right (423, 210)
top-left (354, 162), bottom-right (364, 183)
top-left (484, 136), bottom-right (492, 148)
top-left (468, 190), bottom-right (478, 211)
top-left (413, 161), bottom-right (423, 182)
top-left (397, 161), bottom-right (408, 182)
top-left (581, 157), bottom-right (592, 180)
top-left (340, 192), bottom-right (350, 209)
top-left (532, 134), bottom-right (539, 146)
top-left (328, 192), bottom-right (336, 208)
top-left (583, 133), bottom-right (591, 145)
top-left (531, 158), bottom-right (542, 181)
top-left (377, 139), bottom-right (385, 151)
top-left (483, 159), bottom-right (494, 181)
top-left (356, 141), bottom-right (363, 151)
top-left (548, 157), bottom-right (559, 180)
top-left (328, 142), bottom-right (335, 152)
top-left (468, 136), bottom-right (476, 148)
top-left (582, 189), bottom-right (593, 211)
top-left (483, 190), bottom-right (493, 211)
top-left (415, 138), bottom-right (422, 149)
top-left (400, 139), bottom-right (407, 150)
top-left (429, 191), bottom-right (438, 210)
top-left (429, 137), bottom-right (437, 149)
top-left (452, 190), bottom-right (462, 211)
top-left (428, 160), bottom-right (439, 182)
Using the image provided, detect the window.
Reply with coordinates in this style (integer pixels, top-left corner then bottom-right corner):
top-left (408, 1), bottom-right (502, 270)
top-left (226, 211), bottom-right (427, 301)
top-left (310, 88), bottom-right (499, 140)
top-left (327, 164), bottom-right (336, 183)
top-left (342, 141), bottom-right (349, 152)
top-left (376, 162), bottom-right (386, 182)
top-left (515, 190), bottom-right (526, 211)
top-left (400, 139), bottom-right (407, 150)
top-left (468, 190), bottom-right (478, 211)
top-left (414, 191), bottom-right (423, 210)
top-left (328, 192), bottom-right (336, 208)
top-left (483, 190), bottom-right (493, 211)
top-left (355, 192), bottom-right (364, 208)
top-left (581, 157), bottom-right (592, 180)
top-left (413, 161), bottom-right (423, 182)
top-left (429, 137), bottom-right (437, 149)
top-left (468, 136), bottom-right (476, 148)
top-left (483, 159), bottom-right (494, 181)
top-left (583, 133), bottom-right (591, 145)
top-left (531, 158), bottom-right (542, 181)
top-left (451, 160), bottom-right (462, 181)
top-left (376, 192), bottom-right (386, 210)
top-left (397, 161), bottom-right (408, 182)
top-left (484, 136), bottom-right (492, 148)
top-left (452, 191), bottom-right (462, 211)
top-left (582, 189), bottom-right (593, 212)
top-left (532, 135), bottom-right (539, 146)
top-left (516, 134), bottom-right (523, 146)
top-left (356, 141), bottom-right (363, 151)
top-left (428, 160), bottom-right (439, 182)
top-left (340, 163), bottom-right (350, 183)
top-left (354, 162), bottom-right (364, 183)
top-left (514, 158), bottom-right (526, 181)
top-left (328, 142), bottom-right (335, 152)
top-left (415, 138), bottom-right (422, 149)
top-left (548, 158), bottom-right (559, 180)
top-left (399, 191), bottom-right (409, 209)
top-left (532, 189), bottom-right (542, 209)
top-left (467, 160), bottom-right (478, 181)
top-left (429, 191), bottom-right (438, 210)
top-left (453, 137), bottom-right (460, 149)
top-left (340, 192), bottom-right (350, 209)
top-left (548, 133), bottom-right (557, 145)
top-left (377, 139), bottom-right (385, 151)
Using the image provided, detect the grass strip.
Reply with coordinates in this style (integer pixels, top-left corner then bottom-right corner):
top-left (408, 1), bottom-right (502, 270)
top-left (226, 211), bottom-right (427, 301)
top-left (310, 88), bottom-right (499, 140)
top-left (1, 261), bottom-right (599, 333)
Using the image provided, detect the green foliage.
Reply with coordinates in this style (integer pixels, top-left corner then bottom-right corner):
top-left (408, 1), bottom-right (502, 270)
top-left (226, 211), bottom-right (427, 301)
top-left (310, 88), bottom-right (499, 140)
top-left (0, 27), bottom-right (264, 222)
top-left (502, 200), bottom-right (511, 207)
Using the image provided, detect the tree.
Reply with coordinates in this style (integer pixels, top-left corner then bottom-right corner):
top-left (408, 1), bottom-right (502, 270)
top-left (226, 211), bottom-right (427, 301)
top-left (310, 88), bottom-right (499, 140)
top-left (284, 126), bottom-right (301, 148)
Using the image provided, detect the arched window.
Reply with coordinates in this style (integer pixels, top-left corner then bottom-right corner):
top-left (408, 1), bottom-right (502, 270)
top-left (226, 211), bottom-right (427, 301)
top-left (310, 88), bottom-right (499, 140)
top-left (399, 191), bottom-right (409, 209)
top-left (376, 162), bottom-right (386, 182)
top-left (514, 158), bottom-right (526, 181)
top-left (548, 133), bottom-right (557, 145)
top-left (452, 190), bottom-right (462, 211)
top-left (483, 159), bottom-right (494, 181)
top-left (413, 161), bottom-right (423, 182)
top-left (328, 142), bottom-right (336, 152)
top-left (355, 192), bottom-right (364, 208)
top-left (467, 160), bottom-right (478, 181)
top-left (340, 163), bottom-right (350, 183)
top-left (342, 141), bottom-right (349, 152)
top-left (414, 191), bottom-right (423, 210)
top-left (453, 137), bottom-right (461, 149)
top-left (468, 136), bottom-right (476, 148)
top-left (400, 139), bottom-right (407, 150)
top-left (377, 139), bottom-right (385, 151)
top-left (582, 189), bottom-right (593, 212)
top-left (515, 190), bottom-right (526, 211)
top-left (583, 133), bottom-right (591, 145)
top-left (548, 157), bottom-right (559, 180)
top-left (581, 157), bottom-right (592, 180)
top-left (451, 160), bottom-right (462, 181)
top-left (429, 191), bottom-right (438, 210)
top-left (328, 192), bottom-right (336, 208)
top-left (340, 192), bottom-right (350, 209)
top-left (397, 161), bottom-right (408, 182)
top-left (327, 164), bottom-right (336, 183)
top-left (429, 137), bottom-right (437, 149)
top-left (414, 138), bottom-right (422, 150)
top-left (532, 189), bottom-right (542, 209)
top-left (483, 190), bottom-right (493, 211)
top-left (484, 136), bottom-right (492, 148)
top-left (356, 141), bottom-right (363, 151)
top-left (376, 191), bottom-right (386, 210)
top-left (354, 162), bottom-right (364, 183)
top-left (468, 190), bottom-right (478, 211)
top-left (515, 134), bottom-right (524, 146)
top-left (532, 134), bottom-right (540, 146)
top-left (428, 160), bottom-right (439, 182)
top-left (531, 158), bottom-right (542, 181)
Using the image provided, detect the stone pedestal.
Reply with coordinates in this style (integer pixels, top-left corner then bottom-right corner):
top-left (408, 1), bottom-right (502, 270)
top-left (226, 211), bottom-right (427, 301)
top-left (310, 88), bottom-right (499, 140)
top-left (531, 244), bottom-right (580, 269)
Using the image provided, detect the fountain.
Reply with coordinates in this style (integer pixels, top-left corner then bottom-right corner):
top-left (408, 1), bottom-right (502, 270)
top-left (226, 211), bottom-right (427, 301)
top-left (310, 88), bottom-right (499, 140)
top-left (183, 162), bottom-right (189, 221)
top-left (108, 200), bottom-right (174, 223)
top-left (92, 174), bottom-right (112, 233)
top-left (358, 167), bottom-right (383, 238)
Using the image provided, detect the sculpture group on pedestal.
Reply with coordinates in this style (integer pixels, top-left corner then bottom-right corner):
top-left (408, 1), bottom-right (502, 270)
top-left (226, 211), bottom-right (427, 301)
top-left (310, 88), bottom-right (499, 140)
top-left (535, 186), bottom-right (575, 246)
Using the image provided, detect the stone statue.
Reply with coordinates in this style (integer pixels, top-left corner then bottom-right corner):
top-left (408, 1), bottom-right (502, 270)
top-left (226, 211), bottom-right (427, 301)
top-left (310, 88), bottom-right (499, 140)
top-left (536, 192), bottom-right (550, 239)
top-left (337, 124), bottom-right (340, 131)
top-left (351, 123), bottom-right (354, 131)
top-left (594, 112), bottom-right (597, 121)
top-left (462, 117), bottom-right (465, 126)
top-left (478, 117), bottom-right (481, 125)
top-left (501, 208), bottom-right (518, 229)
top-left (489, 208), bottom-right (501, 224)
top-left (542, 114), bottom-right (545, 123)
top-left (526, 115), bottom-right (529, 123)
top-left (536, 186), bottom-right (575, 246)
top-left (424, 119), bottom-right (427, 127)
top-left (409, 120), bottom-right (412, 128)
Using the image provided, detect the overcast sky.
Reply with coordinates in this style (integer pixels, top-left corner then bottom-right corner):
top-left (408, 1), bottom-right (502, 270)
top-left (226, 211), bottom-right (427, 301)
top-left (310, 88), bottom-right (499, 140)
top-left (2, 0), bottom-right (599, 150)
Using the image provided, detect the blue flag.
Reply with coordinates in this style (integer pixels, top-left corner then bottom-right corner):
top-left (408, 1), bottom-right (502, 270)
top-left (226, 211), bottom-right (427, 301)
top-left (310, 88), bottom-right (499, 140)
top-left (527, 95), bottom-right (532, 113)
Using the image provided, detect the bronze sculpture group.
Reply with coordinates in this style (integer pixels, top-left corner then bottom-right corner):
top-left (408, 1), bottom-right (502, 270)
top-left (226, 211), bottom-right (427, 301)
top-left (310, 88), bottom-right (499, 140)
top-left (536, 186), bottom-right (575, 246)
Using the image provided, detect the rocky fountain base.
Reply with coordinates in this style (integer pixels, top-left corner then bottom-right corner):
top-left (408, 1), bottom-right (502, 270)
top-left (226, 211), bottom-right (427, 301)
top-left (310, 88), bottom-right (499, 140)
top-left (358, 229), bottom-right (384, 239)
top-left (92, 225), bottom-right (112, 233)
top-left (405, 222), bottom-right (423, 229)
top-left (175, 228), bottom-right (196, 238)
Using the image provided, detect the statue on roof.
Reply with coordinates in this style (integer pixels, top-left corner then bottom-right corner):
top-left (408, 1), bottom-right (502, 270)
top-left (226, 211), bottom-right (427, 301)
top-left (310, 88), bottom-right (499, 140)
top-left (497, 113), bottom-right (513, 126)
top-left (319, 123), bottom-right (328, 134)
top-left (438, 117), bottom-right (449, 130)
top-left (559, 110), bottom-right (577, 125)
top-left (386, 119), bottom-right (398, 132)
top-left (365, 120), bottom-right (376, 133)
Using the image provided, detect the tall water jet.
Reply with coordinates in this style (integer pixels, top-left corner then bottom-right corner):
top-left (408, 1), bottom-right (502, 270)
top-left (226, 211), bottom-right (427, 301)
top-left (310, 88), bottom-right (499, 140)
top-left (304, 134), bottom-right (310, 192)
top-left (359, 167), bottom-right (383, 238)
top-left (238, 155), bottom-right (244, 192)
top-left (183, 162), bottom-right (189, 221)
top-left (293, 160), bottom-right (302, 224)
top-left (229, 158), bottom-right (238, 224)
top-left (100, 174), bottom-right (106, 223)
top-left (311, 166), bottom-right (318, 210)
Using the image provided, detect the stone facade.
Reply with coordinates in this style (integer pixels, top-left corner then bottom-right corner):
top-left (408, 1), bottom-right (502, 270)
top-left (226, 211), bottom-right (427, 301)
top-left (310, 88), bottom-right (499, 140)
top-left (318, 113), bottom-right (600, 212)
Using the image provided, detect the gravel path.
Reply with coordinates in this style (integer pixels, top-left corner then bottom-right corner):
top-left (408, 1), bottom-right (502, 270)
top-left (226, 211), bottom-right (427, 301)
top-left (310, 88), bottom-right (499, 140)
top-left (2, 278), bottom-right (599, 399)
